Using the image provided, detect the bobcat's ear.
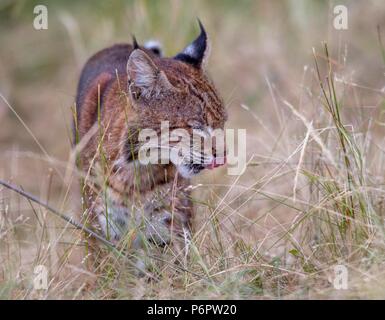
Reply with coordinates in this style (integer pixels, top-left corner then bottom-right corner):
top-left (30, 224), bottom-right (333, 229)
top-left (127, 49), bottom-right (173, 98)
top-left (174, 19), bottom-right (210, 69)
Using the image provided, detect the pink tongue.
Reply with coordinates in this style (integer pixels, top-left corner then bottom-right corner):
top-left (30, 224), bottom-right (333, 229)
top-left (208, 156), bottom-right (227, 170)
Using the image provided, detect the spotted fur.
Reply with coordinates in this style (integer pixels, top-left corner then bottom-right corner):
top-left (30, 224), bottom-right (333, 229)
top-left (74, 22), bottom-right (227, 255)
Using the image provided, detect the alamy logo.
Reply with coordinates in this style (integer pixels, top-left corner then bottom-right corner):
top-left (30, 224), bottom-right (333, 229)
top-left (137, 121), bottom-right (247, 176)
top-left (33, 5), bottom-right (48, 30)
top-left (333, 264), bottom-right (348, 290)
top-left (33, 265), bottom-right (48, 290)
top-left (333, 5), bottom-right (348, 30)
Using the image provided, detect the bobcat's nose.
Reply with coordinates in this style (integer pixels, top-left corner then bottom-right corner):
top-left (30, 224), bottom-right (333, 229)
top-left (206, 155), bottom-right (227, 170)
top-left (205, 146), bottom-right (227, 170)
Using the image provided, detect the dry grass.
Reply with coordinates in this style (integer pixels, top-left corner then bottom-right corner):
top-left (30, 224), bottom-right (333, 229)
top-left (2, 0), bottom-right (385, 299)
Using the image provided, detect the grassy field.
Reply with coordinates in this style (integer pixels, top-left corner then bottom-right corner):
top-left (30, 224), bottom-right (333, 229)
top-left (2, 0), bottom-right (385, 299)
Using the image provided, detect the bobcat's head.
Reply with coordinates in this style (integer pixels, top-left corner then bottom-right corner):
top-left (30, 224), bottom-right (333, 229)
top-left (126, 21), bottom-right (228, 178)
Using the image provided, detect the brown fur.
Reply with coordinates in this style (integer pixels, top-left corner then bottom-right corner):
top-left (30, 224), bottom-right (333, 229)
top-left (74, 27), bottom-right (227, 266)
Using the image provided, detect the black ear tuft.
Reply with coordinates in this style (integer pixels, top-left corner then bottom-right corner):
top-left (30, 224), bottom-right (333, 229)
top-left (132, 35), bottom-right (139, 50)
top-left (174, 19), bottom-right (209, 68)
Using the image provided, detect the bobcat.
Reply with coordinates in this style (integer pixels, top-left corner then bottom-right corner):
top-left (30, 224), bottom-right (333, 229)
top-left (74, 21), bottom-right (227, 260)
